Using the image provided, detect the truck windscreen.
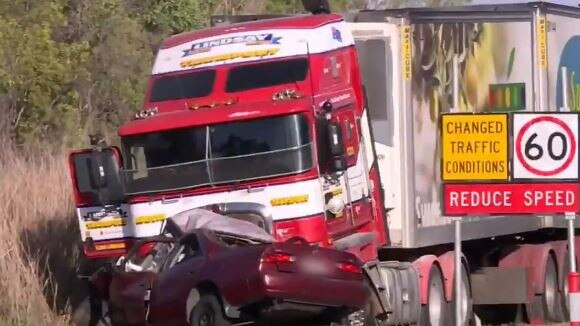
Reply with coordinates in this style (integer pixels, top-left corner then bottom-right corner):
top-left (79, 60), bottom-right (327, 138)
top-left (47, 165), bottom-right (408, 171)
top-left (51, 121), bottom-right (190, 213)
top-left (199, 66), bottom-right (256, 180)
top-left (149, 70), bottom-right (216, 102)
top-left (225, 58), bottom-right (309, 93)
top-left (120, 114), bottom-right (312, 195)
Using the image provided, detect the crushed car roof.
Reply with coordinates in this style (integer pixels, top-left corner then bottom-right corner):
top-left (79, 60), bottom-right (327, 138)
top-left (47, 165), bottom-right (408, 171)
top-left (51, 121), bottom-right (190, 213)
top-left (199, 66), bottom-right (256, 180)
top-left (167, 208), bottom-right (276, 243)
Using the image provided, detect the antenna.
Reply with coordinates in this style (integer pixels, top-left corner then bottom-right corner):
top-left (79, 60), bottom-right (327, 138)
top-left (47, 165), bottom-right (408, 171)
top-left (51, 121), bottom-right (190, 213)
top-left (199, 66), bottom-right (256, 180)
top-left (301, 0), bottom-right (331, 14)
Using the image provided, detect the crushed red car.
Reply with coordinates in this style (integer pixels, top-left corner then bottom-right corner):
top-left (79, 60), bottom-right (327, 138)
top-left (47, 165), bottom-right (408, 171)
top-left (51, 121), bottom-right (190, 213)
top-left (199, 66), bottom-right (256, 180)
top-left (88, 209), bottom-right (371, 325)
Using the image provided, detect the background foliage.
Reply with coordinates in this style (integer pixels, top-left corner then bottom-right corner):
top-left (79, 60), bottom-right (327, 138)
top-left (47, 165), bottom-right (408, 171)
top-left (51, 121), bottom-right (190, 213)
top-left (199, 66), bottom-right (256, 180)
top-left (0, 0), bottom-right (468, 148)
top-left (0, 1), bottom-right (473, 325)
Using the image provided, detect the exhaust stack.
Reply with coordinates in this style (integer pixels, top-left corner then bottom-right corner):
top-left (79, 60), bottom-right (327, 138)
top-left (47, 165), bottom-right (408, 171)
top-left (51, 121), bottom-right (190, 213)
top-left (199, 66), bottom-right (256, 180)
top-left (301, 0), bottom-right (331, 14)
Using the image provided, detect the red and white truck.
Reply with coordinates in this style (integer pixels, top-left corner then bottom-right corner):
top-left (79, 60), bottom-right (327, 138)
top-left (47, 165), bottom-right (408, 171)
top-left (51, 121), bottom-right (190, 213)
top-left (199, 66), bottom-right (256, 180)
top-left (69, 1), bottom-right (580, 325)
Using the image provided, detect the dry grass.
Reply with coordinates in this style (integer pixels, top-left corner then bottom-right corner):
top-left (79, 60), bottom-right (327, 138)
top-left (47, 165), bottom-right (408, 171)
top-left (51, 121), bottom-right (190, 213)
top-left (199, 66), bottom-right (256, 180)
top-left (0, 141), bottom-right (86, 325)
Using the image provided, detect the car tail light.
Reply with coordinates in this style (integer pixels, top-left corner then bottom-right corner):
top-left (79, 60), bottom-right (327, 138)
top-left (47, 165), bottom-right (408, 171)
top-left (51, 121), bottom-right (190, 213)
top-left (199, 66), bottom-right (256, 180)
top-left (338, 262), bottom-right (362, 274)
top-left (137, 242), bottom-right (156, 258)
top-left (261, 252), bottom-right (296, 264)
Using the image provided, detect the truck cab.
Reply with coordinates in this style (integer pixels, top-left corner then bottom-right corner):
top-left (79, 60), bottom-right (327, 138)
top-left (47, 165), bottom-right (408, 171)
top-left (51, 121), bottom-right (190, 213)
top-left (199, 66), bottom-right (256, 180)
top-left (69, 13), bottom-right (387, 263)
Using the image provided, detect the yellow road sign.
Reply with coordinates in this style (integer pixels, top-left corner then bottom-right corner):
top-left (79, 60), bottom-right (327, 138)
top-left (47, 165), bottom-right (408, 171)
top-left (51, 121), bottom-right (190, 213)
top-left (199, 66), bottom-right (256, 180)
top-left (441, 113), bottom-right (509, 181)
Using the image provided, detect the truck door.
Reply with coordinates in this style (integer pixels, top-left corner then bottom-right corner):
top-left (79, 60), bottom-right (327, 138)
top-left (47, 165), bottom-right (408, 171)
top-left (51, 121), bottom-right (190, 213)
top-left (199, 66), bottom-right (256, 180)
top-left (338, 107), bottom-right (375, 228)
top-left (69, 147), bottom-right (125, 206)
top-left (318, 111), bottom-right (352, 239)
top-left (68, 147), bottom-right (128, 257)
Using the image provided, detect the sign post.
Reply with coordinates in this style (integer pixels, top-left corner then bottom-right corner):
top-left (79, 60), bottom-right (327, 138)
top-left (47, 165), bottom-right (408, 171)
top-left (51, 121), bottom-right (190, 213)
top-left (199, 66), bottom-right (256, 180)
top-left (451, 54), bottom-right (462, 326)
top-left (453, 215), bottom-right (461, 326)
top-left (560, 67), bottom-right (578, 322)
top-left (451, 54), bottom-right (461, 326)
top-left (511, 110), bottom-right (579, 262)
top-left (512, 111), bottom-right (579, 275)
top-left (567, 212), bottom-right (577, 273)
top-left (441, 53), bottom-right (513, 325)
top-left (440, 108), bottom-right (580, 325)
top-left (441, 111), bottom-right (508, 325)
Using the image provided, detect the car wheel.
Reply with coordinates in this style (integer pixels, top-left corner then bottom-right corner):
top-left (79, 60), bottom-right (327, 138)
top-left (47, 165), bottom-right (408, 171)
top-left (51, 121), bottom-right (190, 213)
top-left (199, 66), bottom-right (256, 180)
top-left (189, 293), bottom-right (231, 326)
top-left (73, 295), bottom-right (111, 326)
top-left (359, 289), bottom-right (380, 326)
top-left (94, 300), bottom-right (112, 326)
top-left (332, 287), bottom-right (379, 326)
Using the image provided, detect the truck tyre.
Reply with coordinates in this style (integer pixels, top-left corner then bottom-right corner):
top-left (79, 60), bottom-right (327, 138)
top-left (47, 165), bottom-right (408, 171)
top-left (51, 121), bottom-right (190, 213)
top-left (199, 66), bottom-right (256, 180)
top-left (189, 293), bottom-right (231, 326)
top-left (420, 265), bottom-right (449, 326)
top-left (526, 254), bottom-right (558, 324)
top-left (558, 250), bottom-right (574, 322)
top-left (450, 263), bottom-right (473, 326)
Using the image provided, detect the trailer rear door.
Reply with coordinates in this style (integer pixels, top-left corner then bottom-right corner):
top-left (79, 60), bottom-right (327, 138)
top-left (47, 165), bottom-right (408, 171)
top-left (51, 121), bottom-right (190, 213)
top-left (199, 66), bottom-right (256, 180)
top-left (347, 22), bottom-right (405, 244)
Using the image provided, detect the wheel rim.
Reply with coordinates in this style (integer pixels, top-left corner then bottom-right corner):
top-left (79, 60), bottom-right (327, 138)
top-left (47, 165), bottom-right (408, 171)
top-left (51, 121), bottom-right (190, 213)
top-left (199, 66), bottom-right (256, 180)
top-left (545, 257), bottom-right (558, 320)
top-left (429, 271), bottom-right (445, 326)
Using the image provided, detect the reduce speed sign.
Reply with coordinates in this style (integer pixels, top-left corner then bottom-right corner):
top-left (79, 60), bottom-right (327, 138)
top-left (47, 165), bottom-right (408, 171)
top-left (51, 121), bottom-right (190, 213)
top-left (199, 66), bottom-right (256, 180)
top-left (512, 113), bottom-right (579, 180)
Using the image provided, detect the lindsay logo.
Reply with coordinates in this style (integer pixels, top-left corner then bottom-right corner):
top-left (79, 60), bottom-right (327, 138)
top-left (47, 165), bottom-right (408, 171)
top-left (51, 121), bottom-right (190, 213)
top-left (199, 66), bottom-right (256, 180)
top-left (332, 27), bottom-right (342, 42)
top-left (182, 34), bottom-right (282, 57)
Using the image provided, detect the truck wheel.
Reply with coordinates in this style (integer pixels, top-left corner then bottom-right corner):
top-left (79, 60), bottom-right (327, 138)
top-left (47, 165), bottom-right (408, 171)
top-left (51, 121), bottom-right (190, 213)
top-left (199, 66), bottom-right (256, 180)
top-left (558, 250), bottom-right (574, 322)
top-left (189, 293), bottom-right (231, 326)
top-left (420, 265), bottom-right (449, 326)
top-left (526, 254), bottom-right (558, 323)
top-left (450, 263), bottom-right (473, 326)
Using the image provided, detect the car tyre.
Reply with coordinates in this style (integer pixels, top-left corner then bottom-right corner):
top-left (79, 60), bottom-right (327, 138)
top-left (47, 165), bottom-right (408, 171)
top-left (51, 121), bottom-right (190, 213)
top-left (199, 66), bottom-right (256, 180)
top-left (362, 298), bottom-right (379, 326)
top-left (360, 283), bottom-right (381, 326)
top-left (94, 300), bottom-right (112, 326)
top-left (331, 282), bottom-right (379, 326)
top-left (189, 293), bottom-right (231, 326)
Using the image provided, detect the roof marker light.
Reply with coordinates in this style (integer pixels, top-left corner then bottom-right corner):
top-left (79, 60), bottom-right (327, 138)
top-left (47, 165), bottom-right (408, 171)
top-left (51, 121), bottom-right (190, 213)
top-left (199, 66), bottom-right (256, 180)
top-left (134, 107), bottom-right (158, 120)
top-left (272, 89), bottom-right (305, 101)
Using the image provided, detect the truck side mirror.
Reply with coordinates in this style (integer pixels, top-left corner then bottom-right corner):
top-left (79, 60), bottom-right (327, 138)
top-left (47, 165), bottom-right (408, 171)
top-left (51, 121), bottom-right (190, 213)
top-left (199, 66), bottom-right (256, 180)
top-left (301, 0), bottom-right (331, 14)
top-left (327, 122), bottom-right (346, 173)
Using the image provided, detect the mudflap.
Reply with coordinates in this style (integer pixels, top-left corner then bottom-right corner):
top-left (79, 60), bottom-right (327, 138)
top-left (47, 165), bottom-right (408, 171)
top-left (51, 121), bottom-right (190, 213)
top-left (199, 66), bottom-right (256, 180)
top-left (363, 260), bottom-right (421, 325)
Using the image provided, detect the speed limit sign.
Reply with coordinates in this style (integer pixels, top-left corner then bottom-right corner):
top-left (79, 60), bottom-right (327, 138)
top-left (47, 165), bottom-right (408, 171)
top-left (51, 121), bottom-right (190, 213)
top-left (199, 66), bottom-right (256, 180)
top-left (512, 113), bottom-right (579, 180)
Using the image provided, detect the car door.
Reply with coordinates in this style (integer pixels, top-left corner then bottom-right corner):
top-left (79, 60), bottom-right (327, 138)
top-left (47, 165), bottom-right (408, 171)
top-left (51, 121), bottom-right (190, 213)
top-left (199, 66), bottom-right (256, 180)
top-left (148, 233), bottom-right (206, 326)
top-left (106, 238), bottom-right (174, 325)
